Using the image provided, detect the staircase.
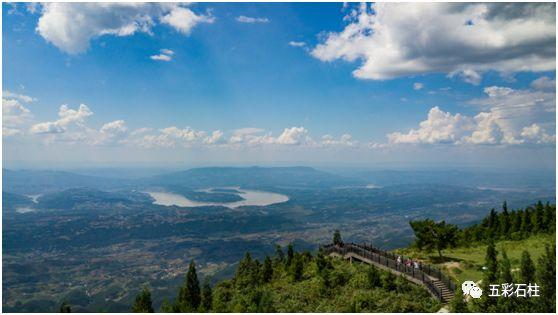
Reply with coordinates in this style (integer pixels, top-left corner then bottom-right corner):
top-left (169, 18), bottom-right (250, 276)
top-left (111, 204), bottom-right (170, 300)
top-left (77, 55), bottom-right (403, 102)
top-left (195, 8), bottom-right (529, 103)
top-left (323, 243), bottom-right (456, 303)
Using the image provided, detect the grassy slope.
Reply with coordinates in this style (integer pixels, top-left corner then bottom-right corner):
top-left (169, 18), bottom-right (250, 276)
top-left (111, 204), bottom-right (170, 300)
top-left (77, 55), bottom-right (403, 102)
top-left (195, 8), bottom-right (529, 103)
top-left (395, 233), bottom-right (555, 284)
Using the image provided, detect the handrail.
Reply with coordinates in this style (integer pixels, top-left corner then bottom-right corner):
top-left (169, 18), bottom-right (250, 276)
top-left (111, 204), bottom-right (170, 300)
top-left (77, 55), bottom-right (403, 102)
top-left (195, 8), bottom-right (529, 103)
top-left (322, 242), bottom-right (456, 301)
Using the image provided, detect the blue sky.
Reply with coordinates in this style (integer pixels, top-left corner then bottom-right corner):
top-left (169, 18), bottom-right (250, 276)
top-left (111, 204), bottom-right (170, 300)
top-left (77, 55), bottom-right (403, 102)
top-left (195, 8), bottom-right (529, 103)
top-left (2, 2), bottom-right (556, 170)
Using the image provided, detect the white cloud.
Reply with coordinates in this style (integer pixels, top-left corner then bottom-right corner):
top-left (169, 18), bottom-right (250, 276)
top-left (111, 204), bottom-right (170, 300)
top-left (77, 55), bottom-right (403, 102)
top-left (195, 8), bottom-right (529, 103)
top-left (322, 134), bottom-right (357, 147)
top-left (531, 76), bottom-right (556, 91)
top-left (289, 41), bottom-right (306, 47)
top-left (388, 82), bottom-right (556, 146)
top-left (388, 107), bottom-right (472, 144)
top-left (520, 123), bottom-right (555, 144)
top-left (161, 5), bottom-right (214, 34)
top-left (311, 3), bottom-right (555, 83)
top-left (235, 16), bottom-right (270, 24)
top-left (3, 90), bottom-right (37, 103)
top-left (151, 54), bottom-right (171, 61)
top-left (204, 130), bottom-right (224, 144)
top-left (2, 92), bottom-right (35, 137)
top-left (36, 3), bottom-right (213, 54)
top-left (276, 127), bottom-right (312, 145)
top-left (100, 120), bottom-right (127, 134)
top-left (3, 98), bottom-right (32, 127)
top-left (413, 82), bottom-right (424, 90)
top-left (30, 104), bottom-right (92, 134)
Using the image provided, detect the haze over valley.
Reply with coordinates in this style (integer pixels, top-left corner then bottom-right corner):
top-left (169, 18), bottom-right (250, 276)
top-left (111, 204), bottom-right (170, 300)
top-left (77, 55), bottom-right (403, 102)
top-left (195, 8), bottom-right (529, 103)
top-left (2, 166), bottom-right (554, 311)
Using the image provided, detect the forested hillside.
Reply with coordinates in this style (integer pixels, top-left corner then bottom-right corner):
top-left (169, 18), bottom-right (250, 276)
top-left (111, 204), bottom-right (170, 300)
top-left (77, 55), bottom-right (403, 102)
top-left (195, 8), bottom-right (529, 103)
top-left (129, 244), bottom-right (441, 313)
top-left (402, 201), bottom-right (556, 313)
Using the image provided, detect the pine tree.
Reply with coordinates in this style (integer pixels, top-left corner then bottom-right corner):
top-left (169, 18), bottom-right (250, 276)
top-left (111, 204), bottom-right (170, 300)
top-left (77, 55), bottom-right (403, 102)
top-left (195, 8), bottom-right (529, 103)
top-left (291, 254), bottom-right (304, 281)
top-left (59, 301), bottom-right (71, 313)
top-left (132, 287), bottom-right (154, 313)
top-left (484, 238), bottom-right (499, 282)
top-left (533, 201), bottom-right (545, 233)
top-left (497, 249), bottom-right (515, 312)
top-left (262, 256), bottom-right (273, 283)
top-left (544, 202), bottom-right (555, 233)
top-left (274, 244), bottom-right (284, 265)
top-left (286, 243), bottom-right (294, 266)
top-left (520, 208), bottom-right (532, 236)
top-left (512, 209), bottom-right (523, 235)
top-left (536, 244), bottom-right (556, 313)
top-left (160, 299), bottom-right (174, 313)
top-left (499, 249), bottom-right (513, 284)
top-left (487, 208), bottom-right (499, 235)
top-left (499, 201), bottom-right (510, 238)
top-left (481, 238), bottom-right (499, 311)
top-left (201, 278), bottom-right (213, 312)
top-left (178, 260), bottom-right (201, 311)
top-left (333, 230), bottom-right (343, 246)
top-left (449, 288), bottom-right (469, 312)
top-left (519, 251), bottom-right (535, 284)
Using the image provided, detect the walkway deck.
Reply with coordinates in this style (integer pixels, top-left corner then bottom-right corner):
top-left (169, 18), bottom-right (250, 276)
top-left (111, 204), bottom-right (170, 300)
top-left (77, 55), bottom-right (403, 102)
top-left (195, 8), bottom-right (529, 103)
top-left (323, 243), bottom-right (455, 303)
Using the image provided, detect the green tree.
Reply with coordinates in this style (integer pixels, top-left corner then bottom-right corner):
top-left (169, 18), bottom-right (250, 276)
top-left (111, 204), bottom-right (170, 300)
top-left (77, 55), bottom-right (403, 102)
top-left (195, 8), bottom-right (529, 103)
top-left (201, 278), bottom-right (213, 312)
top-left (544, 202), bottom-right (555, 233)
top-left (333, 229), bottom-right (343, 246)
top-left (449, 288), bottom-right (469, 312)
top-left (286, 243), bottom-right (294, 266)
top-left (178, 260), bottom-right (201, 311)
top-left (484, 238), bottom-right (499, 284)
top-left (532, 201), bottom-right (545, 233)
top-left (160, 299), bottom-right (174, 312)
top-left (132, 287), bottom-right (154, 313)
top-left (499, 201), bottom-right (510, 238)
top-left (291, 254), bottom-right (304, 281)
top-left (479, 238), bottom-right (499, 311)
top-left (536, 244), bottom-right (556, 313)
top-left (262, 255), bottom-right (273, 283)
top-left (511, 209), bottom-right (523, 235)
top-left (519, 251), bottom-right (536, 284)
top-left (59, 301), bottom-right (71, 313)
top-left (499, 249), bottom-right (513, 284)
top-left (274, 244), bottom-right (284, 265)
top-left (520, 208), bottom-right (532, 235)
top-left (409, 219), bottom-right (459, 258)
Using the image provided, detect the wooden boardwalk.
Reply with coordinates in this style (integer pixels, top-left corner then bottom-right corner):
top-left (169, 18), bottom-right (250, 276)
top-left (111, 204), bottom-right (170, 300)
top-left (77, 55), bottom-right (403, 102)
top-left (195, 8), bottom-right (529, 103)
top-left (323, 243), bottom-right (455, 303)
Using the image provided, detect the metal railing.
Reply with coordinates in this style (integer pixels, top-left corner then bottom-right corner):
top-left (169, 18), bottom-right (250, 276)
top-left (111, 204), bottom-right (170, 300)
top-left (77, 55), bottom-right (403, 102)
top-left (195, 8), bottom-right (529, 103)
top-left (322, 242), bottom-right (456, 301)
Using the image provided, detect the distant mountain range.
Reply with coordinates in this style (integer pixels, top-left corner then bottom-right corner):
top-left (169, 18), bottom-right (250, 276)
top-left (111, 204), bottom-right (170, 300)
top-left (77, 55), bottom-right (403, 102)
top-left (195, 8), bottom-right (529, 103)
top-left (2, 166), bottom-right (365, 195)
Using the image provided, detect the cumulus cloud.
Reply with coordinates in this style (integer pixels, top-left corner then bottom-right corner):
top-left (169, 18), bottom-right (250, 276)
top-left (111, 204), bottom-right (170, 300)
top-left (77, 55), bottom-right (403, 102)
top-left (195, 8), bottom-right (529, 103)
top-left (388, 107), bottom-right (473, 144)
top-left (235, 16), bottom-right (269, 23)
top-left (2, 97), bottom-right (33, 136)
top-left (30, 104), bottom-right (92, 134)
top-left (276, 127), bottom-right (312, 145)
top-left (204, 130), bottom-right (224, 145)
top-left (520, 124), bottom-right (555, 144)
top-left (161, 5), bottom-right (214, 34)
top-left (388, 81), bottom-right (556, 146)
top-left (311, 3), bottom-right (555, 83)
top-left (36, 3), bottom-right (213, 54)
top-left (150, 48), bottom-right (174, 61)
